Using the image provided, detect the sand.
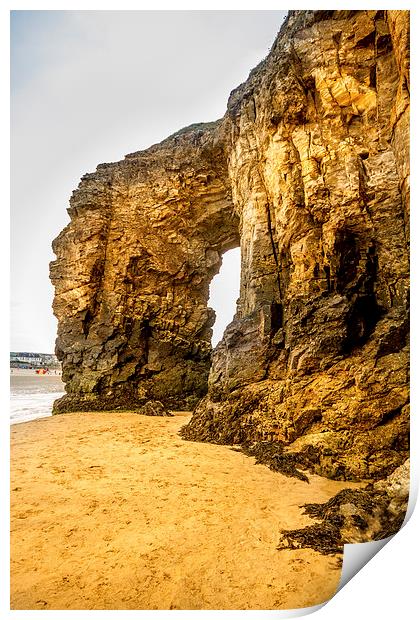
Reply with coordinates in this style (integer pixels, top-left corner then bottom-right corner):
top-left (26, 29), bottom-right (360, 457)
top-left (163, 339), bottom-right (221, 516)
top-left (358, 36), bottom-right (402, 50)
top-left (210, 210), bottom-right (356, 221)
top-left (10, 412), bottom-right (361, 610)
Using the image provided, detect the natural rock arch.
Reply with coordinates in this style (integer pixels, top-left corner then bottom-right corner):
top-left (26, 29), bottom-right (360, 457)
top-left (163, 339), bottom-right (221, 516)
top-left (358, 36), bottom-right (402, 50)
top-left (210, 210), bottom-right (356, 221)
top-left (51, 122), bottom-right (240, 412)
top-left (51, 10), bottom-right (409, 481)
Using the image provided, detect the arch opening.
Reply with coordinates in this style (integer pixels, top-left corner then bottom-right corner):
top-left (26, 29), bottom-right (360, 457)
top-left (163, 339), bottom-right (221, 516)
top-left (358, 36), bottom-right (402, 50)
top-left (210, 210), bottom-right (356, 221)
top-left (209, 247), bottom-right (241, 347)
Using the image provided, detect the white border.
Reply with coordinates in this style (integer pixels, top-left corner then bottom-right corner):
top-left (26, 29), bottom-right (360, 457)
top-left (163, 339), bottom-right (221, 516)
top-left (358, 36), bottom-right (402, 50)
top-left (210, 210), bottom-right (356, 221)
top-left (3, 2), bottom-right (418, 619)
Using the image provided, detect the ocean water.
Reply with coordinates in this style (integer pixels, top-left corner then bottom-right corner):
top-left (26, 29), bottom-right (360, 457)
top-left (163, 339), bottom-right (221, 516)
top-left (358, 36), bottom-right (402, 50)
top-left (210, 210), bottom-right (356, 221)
top-left (10, 372), bottom-right (65, 424)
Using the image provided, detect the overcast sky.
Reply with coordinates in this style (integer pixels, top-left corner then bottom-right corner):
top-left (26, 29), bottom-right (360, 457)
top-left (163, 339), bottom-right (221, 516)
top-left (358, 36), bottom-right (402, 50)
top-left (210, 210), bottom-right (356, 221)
top-left (11, 10), bottom-right (287, 352)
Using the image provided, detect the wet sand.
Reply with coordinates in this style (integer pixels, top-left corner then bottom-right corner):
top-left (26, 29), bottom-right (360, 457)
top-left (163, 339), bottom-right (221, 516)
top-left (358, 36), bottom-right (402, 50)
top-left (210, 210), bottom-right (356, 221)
top-left (11, 412), bottom-right (360, 610)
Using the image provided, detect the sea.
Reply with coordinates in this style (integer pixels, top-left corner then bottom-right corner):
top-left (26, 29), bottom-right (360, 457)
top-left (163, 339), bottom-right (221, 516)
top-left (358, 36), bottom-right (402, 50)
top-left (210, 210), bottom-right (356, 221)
top-left (10, 369), bottom-right (65, 425)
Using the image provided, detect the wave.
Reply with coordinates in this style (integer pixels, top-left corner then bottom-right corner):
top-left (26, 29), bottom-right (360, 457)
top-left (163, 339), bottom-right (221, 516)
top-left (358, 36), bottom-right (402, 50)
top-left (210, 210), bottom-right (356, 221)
top-left (10, 391), bottom-right (65, 425)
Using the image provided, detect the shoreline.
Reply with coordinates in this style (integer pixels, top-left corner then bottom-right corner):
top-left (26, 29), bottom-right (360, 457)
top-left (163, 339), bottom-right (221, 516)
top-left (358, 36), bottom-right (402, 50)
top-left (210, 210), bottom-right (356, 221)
top-left (10, 373), bottom-right (65, 425)
top-left (10, 368), bottom-right (62, 376)
top-left (11, 411), bottom-right (361, 610)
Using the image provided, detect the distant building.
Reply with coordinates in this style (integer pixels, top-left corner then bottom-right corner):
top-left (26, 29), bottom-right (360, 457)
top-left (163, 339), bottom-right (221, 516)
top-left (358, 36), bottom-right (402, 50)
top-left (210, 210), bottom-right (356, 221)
top-left (10, 352), bottom-right (60, 369)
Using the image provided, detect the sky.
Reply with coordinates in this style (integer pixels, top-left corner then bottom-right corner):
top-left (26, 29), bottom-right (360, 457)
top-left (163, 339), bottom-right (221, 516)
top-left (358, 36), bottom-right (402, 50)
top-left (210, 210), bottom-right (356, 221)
top-left (10, 10), bottom-right (287, 353)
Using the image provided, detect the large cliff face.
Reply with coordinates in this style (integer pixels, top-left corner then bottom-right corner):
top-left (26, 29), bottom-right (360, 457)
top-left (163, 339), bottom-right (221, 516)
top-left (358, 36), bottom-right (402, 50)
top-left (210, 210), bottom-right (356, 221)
top-left (50, 10), bottom-right (409, 480)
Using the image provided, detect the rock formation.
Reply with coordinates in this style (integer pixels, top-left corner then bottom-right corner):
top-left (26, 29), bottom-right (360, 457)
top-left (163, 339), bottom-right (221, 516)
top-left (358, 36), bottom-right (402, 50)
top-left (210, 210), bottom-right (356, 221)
top-left (51, 10), bottom-right (409, 482)
top-left (51, 122), bottom-right (239, 411)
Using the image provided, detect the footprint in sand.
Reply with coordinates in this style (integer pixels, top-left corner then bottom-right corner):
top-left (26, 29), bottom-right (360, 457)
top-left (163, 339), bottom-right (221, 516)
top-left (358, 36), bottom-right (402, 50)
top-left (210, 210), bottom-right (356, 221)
top-left (15, 509), bottom-right (42, 519)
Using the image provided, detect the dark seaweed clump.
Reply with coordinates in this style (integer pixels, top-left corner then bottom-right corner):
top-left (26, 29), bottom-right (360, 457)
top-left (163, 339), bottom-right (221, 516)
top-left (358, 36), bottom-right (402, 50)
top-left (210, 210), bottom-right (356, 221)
top-left (236, 441), bottom-right (321, 483)
top-left (277, 487), bottom-right (407, 556)
top-left (277, 522), bottom-right (344, 555)
top-left (303, 488), bottom-right (376, 520)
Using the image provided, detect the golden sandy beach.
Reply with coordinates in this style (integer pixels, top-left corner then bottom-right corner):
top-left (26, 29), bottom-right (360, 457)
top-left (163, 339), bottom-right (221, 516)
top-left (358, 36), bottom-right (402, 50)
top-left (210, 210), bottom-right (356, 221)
top-left (11, 412), bottom-right (360, 610)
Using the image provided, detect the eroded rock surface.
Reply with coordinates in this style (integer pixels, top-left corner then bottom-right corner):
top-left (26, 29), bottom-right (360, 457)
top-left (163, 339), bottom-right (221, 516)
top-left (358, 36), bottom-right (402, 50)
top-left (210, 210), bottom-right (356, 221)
top-left (51, 10), bottom-right (409, 481)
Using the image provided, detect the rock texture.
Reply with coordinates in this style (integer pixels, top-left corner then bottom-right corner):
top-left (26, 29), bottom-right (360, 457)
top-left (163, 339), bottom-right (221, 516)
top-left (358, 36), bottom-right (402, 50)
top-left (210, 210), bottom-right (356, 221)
top-left (51, 10), bottom-right (409, 481)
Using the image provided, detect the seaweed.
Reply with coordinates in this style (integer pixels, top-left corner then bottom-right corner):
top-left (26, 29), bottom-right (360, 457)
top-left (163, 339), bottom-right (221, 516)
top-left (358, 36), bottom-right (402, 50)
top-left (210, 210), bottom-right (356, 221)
top-left (236, 441), bottom-right (321, 483)
top-left (277, 522), bottom-right (344, 556)
top-left (277, 486), bottom-right (408, 556)
top-left (302, 488), bottom-right (378, 519)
